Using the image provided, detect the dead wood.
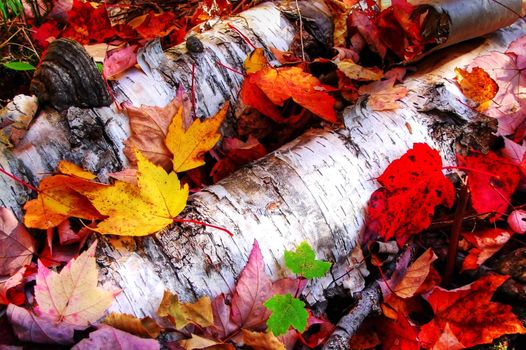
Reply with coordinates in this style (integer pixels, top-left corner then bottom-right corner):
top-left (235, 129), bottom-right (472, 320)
top-left (0, 1), bottom-right (524, 335)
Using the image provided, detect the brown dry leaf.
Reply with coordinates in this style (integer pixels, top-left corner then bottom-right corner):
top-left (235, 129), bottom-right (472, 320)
top-left (392, 248), bottom-right (437, 298)
top-left (166, 103), bottom-right (228, 172)
top-left (327, 0), bottom-right (358, 47)
top-left (461, 228), bottom-right (512, 272)
top-left (103, 313), bottom-right (161, 338)
top-left (179, 334), bottom-right (235, 350)
top-left (358, 78), bottom-right (408, 111)
top-left (124, 90), bottom-right (191, 170)
top-left (158, 290), bottom-right (213, 330)
top-left (455, 67), bottom-right (498, 111)
top-left (0, 208), bottom-right (35, 276)
top-left (349, 326), bottom-right (381, 350)
top-left (108, 168), bottom-right (138, 185)
top-left (242, 329), bottom-right (285, 350)
top-left (337, 60), bottom-right (383, 81)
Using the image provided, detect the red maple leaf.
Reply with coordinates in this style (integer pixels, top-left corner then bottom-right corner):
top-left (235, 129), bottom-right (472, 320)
top-left (457, 151), bottom-right (519, 221)
top-left (379, 313), bottom-right (420, 350)
top-left (419, 275), bottom-right (526, 348)
top-left (62, 0), bottom-right (116, 44)
top-left (230, 240), bottom-right (272, 329)
top-left (211, 137), bottom-right (267, 182)
top-left (364, 143), bottom-right (455, 246)
top-left (31, 21), bottom-right (61, 49)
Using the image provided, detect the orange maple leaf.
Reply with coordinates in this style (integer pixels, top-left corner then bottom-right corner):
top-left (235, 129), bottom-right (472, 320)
top-left (240, 47), bottom-right (337, 123)
top-left (455, 67), bottom-right (498, 111)
top-left (250, 66), bottom-right (337, 123)
top-left (419, 275), bottom-right (526, 348)
top-left (132, 11), bottom-right (179, 39)
top-left (23, 169), bottom-right (104, 230)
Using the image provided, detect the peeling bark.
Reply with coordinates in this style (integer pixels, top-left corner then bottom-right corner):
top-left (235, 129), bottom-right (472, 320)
top-left (0, 1), bottom-right (525, 330)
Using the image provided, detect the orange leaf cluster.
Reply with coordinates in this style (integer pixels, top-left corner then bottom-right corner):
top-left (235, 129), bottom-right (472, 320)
top-left (241, 49), bottom-right (337, 123)
top-left (355, 250), bottom-right (526, 350)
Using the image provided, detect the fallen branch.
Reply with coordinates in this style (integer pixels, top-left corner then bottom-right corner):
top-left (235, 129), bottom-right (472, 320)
top-left (322, 282), bottom-right (382, 350)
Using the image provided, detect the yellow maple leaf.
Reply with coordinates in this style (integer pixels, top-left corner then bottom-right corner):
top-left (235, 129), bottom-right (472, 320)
top-left (34, 241), bottom-right (115, 328)
top-left (56, 160), bottom-right (97, 180)
top-left (454, 67), bottom-right (498, 111)
top-left (80, 150), bottom-right (189, 236)
top-left (166, 102), bottom-right (228, 173)
top-left (179, 334), bottom-right (233, 350)
top-left (244, 48), bottom-right (269, 74)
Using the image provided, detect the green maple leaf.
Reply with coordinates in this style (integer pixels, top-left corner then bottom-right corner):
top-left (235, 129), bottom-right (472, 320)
top-left (284, 241), bottom-right (331, 279)
top-left (264, 294), bottom-right (308, 336)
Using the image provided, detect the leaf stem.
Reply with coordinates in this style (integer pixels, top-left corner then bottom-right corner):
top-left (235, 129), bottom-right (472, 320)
top-left (0, 167), bottom-right (39, 192)
top-left (295, 0), bottom-right (305, 61)
top-left (215, 61), bottom-right (245, 77)
top-left (173, 218), bottom-right (234, 236)
top-left (442, 165), bottom-right (503, 178)
top-left (227, 23), bottom-right (256, 50)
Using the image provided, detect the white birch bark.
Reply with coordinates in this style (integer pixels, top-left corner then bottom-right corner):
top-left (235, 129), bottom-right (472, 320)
top-left (100, 20), bottom-right (526, 317)
top-left (0, 1), bottom-right (524, 320)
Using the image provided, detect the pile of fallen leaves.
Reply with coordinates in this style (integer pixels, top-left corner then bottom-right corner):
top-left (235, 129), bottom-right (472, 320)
top-left (2, 0), bottom-right (526, 349)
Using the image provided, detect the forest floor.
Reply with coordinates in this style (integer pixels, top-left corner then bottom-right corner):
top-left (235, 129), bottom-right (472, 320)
top-left (1, 1), bottom-right (526, 349)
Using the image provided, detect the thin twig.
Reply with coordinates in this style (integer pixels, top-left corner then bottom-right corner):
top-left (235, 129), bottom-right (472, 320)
top-left (20, 26), bottom-right (40, 60)
top-left (443, 183), bottom-right (470, 286)
top-left (0, 26), bottom-right (22, 49)
top-left (295, 0), bottom-right (305, 61)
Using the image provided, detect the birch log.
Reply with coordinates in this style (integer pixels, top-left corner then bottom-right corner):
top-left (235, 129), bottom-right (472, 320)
top-left (0, 1), bottom-right (525, 320)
